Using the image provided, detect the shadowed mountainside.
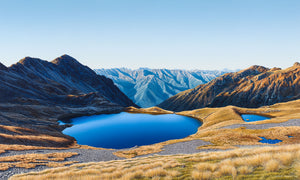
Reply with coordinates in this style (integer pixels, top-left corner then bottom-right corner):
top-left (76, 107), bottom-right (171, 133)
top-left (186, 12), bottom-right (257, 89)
top-left (0, 55), bottom-right (136, 147)
top-left (159, 63), bottom-right (300, 111)
top-left (1, 55), bottom-right (135, 107)
top-left (95, 68), bottom-right (231, 107)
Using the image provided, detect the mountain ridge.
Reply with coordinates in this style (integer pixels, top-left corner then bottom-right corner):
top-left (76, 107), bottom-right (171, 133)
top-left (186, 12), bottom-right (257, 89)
top-left (158, 63), bottom-right (300, 111)
top-left (0, 55), bottom-right (136, 147)
top-left (3, 54), bottom-right (135, 107)
top-left (95, 68), bottom-right (232, 107)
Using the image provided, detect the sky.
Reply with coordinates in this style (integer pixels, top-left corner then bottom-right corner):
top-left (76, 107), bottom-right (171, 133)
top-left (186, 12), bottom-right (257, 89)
top-left (0, 0), bottom-right (300, 70)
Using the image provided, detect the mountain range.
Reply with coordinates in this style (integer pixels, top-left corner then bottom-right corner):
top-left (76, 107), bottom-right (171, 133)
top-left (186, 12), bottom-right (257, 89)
top-left (95, 68), bottom-right (231, 107)
top-left (1, 54), bottom-right (300, 148)
top-left (0, 55), bottom-right (136, 147)
top-left (159, 63), bottom-right (300, 112)
top-left (0, 55), bottom-right (135, 107)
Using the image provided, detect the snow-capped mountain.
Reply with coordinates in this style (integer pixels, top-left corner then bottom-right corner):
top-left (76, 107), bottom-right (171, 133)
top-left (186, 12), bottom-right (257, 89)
top-left (95, 68), bottom-right (232, 107)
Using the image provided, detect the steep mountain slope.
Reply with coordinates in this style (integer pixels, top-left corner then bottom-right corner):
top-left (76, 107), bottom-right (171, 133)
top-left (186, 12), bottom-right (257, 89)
top-left (1, 55), bottom-right (135, 107)
top-left (158, 63), bottom-right (300, 111)
top-left (95, 68), bottom-right (230, 107)
top-left (0, 55), bottom-right (136, 147)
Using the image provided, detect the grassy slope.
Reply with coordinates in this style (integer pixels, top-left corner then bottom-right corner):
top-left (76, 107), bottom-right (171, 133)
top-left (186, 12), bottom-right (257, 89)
top-left (8, 99), bottom-right (300, 179)
top-left (115, 100), bottom-right (300, 158)
top-left (10, 144), bottom-right (300, 180)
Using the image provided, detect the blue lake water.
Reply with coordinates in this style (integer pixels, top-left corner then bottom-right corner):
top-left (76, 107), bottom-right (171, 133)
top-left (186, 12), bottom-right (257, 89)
top-left (62, 112), bottom-right (202, 149)
top-left (241, 114), bottom-right (270, 122)
top-left (259, 137), bottom-right (282, 144)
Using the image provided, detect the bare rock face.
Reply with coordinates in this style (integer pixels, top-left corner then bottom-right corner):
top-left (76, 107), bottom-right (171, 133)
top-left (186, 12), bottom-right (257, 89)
top-left (159, 63), bottom-right (300, 112)
top-left (0, 55), bottom-right (136, 147)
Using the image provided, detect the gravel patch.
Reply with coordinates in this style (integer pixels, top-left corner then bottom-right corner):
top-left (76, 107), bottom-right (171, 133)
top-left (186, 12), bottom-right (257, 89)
top-left (0, 140), bottom-right (217, 179)
top-left (139, 140), bottom-right (218, 157)
top-left (0, 139), bottom-right (291, 179)
top-left (155, 140), bottom-right (215, 155)
top-left (0, 148), bottom-right (123, 180)
top-left (222, 119), bottom-right (300, 129)
top-left (3, 118), bottom-right (300, 179)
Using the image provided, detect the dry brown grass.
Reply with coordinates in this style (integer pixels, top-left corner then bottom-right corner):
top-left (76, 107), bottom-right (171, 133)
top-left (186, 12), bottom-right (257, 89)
top-left (194, 162), bottom-right (218, 172)
top-left (113, 144), bottom-right (164, 158)
top-left (5, 99), bottom-right (300, 179)
top-left (10, 144), bottom-right (300, 180)
top-left (125, 106), bottom-right (173, 115)
top-left (191, 170), bottom-right (212, 180)
top-left (0, 152), bottom-right (78, 171)
top-left (237, 165), bottom-right (253, 175)
top-left (264, 159), bottom-right (280, 172)
top-left (113, 99), bottom-right (300, 158)
top-left (294, 162), bottom-right (300, 178)
top-left (78, 99), bottom-right (300, 159)
top-left (144, 167), bottom-right (167, 177)
top-left (0, 144), bottom-right (74, 155)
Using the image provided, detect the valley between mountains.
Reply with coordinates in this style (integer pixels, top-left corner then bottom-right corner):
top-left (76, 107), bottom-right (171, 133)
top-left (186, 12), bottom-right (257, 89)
top-left (0, 55), bottom-right (300, 179)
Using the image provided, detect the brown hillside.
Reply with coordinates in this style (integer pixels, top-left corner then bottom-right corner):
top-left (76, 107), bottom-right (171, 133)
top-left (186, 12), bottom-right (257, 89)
top-left (159, 63), bottom-right (300, 111)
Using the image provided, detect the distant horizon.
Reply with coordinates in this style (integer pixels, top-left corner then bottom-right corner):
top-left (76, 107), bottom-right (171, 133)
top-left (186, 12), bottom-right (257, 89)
top-left (1, 1), bottom-right (300, 70)
top-left (0, 54), bottom-right (299, 72)
top-left (1, 54), bottom-right (299, 71)
top-left (94, 66), bottom-right (239, 71)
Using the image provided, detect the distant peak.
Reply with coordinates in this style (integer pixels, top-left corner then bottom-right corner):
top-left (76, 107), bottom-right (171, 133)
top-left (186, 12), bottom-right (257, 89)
top-left (18, 57), bottom-right (43, 65)
top-left (51, 54), bottom-right (80, 66)
top-left (270, 67), bottom-right (281, 71)
top-left (61, 54), bottom-right (74, 59)
top-left (293, 62), bottom-right (300, 67)
top-left (242, 65), bottom-right (269, 72)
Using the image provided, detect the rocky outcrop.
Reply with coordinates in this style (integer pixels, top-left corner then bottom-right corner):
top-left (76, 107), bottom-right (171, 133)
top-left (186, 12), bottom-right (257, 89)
top-left (159, 63), bottom-right (300, 111)
top-left (0, 55), bottom-right (136, 147)
top-left (95, 68), bottom-right (232, 107)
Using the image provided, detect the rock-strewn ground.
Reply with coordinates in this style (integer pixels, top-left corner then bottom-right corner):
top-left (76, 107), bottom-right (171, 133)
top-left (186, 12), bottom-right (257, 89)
top-left (0, 148), bottom-right (122, 180)
top-left (0, 140), bottom-right (215, 179)
top-left (0, 129), bottom-right (296, 180)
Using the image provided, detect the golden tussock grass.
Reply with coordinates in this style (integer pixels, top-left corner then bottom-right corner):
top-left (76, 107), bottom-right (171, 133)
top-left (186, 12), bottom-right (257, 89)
top-left (113, 144), bottom-right (164, 158)
top-left (294, 162), bottom-right (300, 178)
top-left (144, 167), bottom-right (167, 177)
top-left (237, 165), bottom-right (253, 175)
top-left (0, 133), bottom-right (68, 143)
top-left (113, 99), bottom-right (300, 158)
top-left (125, 106), bottom-right (173, 115)
top-left (264, 159), bottom-right (280, 172)
top-left (6, 100), bottom-right (300, 179)
top-left (0, 144), bottom-right (72, 155)
top-left (194, 162), bottom-right (218, 172)
top-left (10, 144), bottom-right (300, 180)
top-left (191, 170), bottom-right (212, 180)
top-left (0, 152), bottom-right (78, 171)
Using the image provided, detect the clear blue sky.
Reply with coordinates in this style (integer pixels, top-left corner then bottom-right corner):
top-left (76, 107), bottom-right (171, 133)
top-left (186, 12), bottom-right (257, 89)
top-left (0, 0), bottom-right (300, 70)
